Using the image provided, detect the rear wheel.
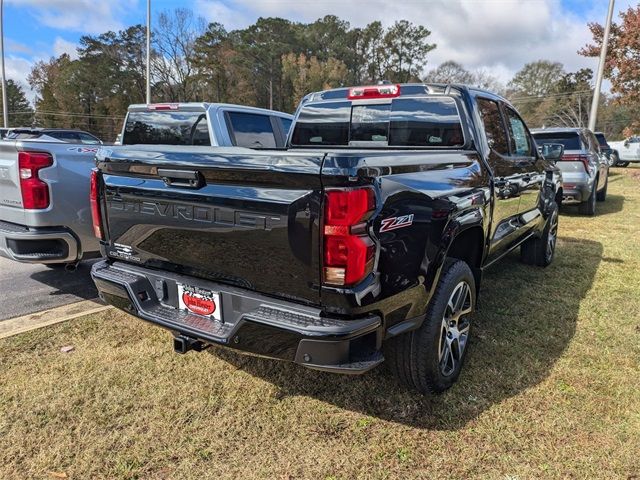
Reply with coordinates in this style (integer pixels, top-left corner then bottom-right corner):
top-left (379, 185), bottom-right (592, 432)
top-left (385, 259), bottom-right (475, 394)
top-left (596, 175), bottom-right (608, 202)
top-left (578, 181), bottom-right (597, 216)
top-left (520, 200), bottom-right (559, 267)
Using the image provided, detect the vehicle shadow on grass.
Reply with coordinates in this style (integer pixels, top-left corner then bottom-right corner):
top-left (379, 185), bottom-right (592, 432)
top-left (212, 236), bottom-right (602, 430)
top-left (561, 193), bottom-right (624, 217)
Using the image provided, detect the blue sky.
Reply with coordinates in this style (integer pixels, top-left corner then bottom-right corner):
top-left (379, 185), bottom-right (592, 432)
top-left (3, 0), bottom-right (633, 102)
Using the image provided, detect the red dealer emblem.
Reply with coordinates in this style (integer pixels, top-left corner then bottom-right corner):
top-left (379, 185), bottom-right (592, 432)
top-left (182, 292), bottom-right (216, 316)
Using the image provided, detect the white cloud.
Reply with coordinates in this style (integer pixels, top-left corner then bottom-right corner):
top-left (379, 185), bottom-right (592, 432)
top-left (53, 37), bottom-right (79, 60)
top-left (6, 0), bottom-right (136, 34)
top-left (195, 0), bottom-right (250, 30)
top-left (4, 56), bottom-right (36, 103)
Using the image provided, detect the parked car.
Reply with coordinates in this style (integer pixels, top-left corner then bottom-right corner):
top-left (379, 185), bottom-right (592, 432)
top-left (120, 103), bottom-right (293, 148)
top-left (90, 83), bottom-right (563, 394)
top-left (608, 136), bottom-right (640, 167)
top-left (595, 132), bottom-right (616, 167)
top-left (0, 129), bottom-right (104, 267)
top-left (532, 127), bottom-right (609, 216)
top-left (0, 128), bottom-right (13, 139)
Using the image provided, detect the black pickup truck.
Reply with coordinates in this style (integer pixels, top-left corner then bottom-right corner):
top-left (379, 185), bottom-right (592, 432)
top-left (90, 84), bottom-right (563, 394)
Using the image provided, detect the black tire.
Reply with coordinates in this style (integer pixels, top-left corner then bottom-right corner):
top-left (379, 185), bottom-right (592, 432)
top-left (385, 259), bottom-right (476, 394)
top-left (578, 181), bottom-right (597, 216)
top-left (618, 161), bottom-right (629, 168)
top-left (596, 175), bottom-right (608, 202)
top-left (611, 152), bottom-right (620, 166)
top-left (520, 200), bottom-right (559, 267)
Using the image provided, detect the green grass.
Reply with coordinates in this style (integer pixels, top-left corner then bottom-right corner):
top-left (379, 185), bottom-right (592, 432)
top-left (1, 167), bottom-right (639, 480)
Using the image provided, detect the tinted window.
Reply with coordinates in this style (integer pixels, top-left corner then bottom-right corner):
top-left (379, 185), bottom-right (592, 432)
top-left (477, 98), bottom-right (509, 156)
top-left (291, 102), bottom-right (351, 146)
top-left (595, 133), bottom-right (608, 147)
top-left (532, 132), bottom-right (581, 151)
top-left (49, 131), bottom-right (81, 143)
top-left (280, 117), bottom-right (292, 135)
top-left (122, 110), bottom-right (211, 146)
top-left (504, 108), bottom-right (532, 156)
top-left (389, 98), bottom-right (464, 147)
top-left (78, 132), bottom-right (101, 144)
top-left (227, 112), bottom-right (276, 148)
top-left (290, 97), bottom-right (464, 147)
top-left (351, 104), bottom-right (391, 143)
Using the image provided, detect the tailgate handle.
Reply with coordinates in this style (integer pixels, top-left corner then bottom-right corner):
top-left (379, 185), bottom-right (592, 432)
top-left (157, 169), bottom-right (203, 188)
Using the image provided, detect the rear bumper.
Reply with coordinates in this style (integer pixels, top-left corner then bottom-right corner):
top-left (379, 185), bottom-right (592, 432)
top-left (560, 173), bottom-right (593, 204)
top-left (0, 219), bottom-right (80, 264)
top-left (91, 260), bottom-right (384, 374)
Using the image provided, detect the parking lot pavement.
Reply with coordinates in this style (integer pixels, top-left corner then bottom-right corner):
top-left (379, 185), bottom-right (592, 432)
top-left (0, 257), bottom-right (100, 321)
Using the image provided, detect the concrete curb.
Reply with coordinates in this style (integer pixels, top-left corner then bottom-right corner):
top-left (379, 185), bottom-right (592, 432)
top-left (0, 300), bottom-right (112, 339)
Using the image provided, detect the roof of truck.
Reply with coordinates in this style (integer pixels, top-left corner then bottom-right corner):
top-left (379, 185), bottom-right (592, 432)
top-left (302, 82), bottom-right (509, 105)
top-left (531, 127), bottom-right (591, 134)
top-left (127, 102), bottom-right (293, 118)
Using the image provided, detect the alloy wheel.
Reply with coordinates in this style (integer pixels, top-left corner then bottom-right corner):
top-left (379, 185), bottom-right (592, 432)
top-left (438, 281), bottom-right (473, 377)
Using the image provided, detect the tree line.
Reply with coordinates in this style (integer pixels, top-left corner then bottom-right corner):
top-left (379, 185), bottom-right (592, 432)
top-left (1, 7), bottom-right (638, 142)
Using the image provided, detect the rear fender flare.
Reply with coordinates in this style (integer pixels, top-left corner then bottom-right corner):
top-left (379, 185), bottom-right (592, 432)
top-left (424, 207), bottom-right (486, 299)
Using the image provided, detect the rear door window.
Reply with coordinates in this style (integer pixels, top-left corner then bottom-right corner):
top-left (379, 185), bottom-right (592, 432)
top-left (122, 110), bottom-right (211, 145)
top-left (226, 112), bottom-right (277, 148)
top-left (477, 98), bottom-right (509, 156)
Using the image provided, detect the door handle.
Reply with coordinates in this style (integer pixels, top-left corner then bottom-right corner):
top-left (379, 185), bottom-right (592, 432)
top-left (157, 168), bottom-right (204, 188)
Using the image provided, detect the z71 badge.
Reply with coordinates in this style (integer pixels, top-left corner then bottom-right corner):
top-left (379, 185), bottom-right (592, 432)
top-left (380, 214), bottom-right (414, 233)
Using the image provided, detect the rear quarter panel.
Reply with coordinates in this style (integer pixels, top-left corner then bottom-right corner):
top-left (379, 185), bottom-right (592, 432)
top-left (318, 150), bottom-right (490, 326)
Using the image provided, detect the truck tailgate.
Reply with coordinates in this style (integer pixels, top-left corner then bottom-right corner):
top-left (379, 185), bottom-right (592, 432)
top-left (98, 147), bottom-right (325, 304)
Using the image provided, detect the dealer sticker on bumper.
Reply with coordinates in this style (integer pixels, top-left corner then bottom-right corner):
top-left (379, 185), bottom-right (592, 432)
top-left (177, 284), bottom-right (221, 321)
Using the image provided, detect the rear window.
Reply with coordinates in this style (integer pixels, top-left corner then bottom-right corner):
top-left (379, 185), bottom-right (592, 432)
top-left (226, 112), bottom-right (277, 148)
top-left (290, 96), bottom-right (465, 148)
top-left (532, 132), bottom-right (581, 151)
top-left (122, 110), bottom-right (211, 146)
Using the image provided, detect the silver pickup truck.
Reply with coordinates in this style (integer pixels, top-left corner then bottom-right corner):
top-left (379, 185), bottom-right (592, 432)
top-left (0, 104), bottom-right (294, 267)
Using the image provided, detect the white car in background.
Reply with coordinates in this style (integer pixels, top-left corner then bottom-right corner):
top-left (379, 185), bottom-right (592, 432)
top-left (608, 136), bottom-right (640, 167)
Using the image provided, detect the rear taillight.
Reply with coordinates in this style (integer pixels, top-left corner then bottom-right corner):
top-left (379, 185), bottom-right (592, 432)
top-left (90, 169), bottom-right (103, 239)
top-left (18, 151), bottom-right (53, 209)
top-left (561, 154), bottom-right (590, 173)
top-left (347, 84), bottom-right (401, 100)
top-left (322, 188), bottom-right (376, 287)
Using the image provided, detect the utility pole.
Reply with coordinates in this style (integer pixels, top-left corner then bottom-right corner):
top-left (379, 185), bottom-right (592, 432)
top-left (146, 0), bottom-right (151, 104)
top-left (588, 0), bottom-right (615, 132)
top-left (0, 0), bottom-right (8, 128)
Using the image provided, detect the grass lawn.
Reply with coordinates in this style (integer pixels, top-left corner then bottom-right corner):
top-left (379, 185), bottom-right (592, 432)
top-left (1, 167), bottom-right (639, 480)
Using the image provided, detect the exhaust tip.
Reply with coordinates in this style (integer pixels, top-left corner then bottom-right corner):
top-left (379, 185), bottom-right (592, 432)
top-left (65, 262), bottom-right (79, 273)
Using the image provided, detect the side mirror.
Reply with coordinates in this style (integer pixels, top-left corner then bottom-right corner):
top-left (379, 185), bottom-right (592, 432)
top-left (540, 143), bottom-right (564, 162)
